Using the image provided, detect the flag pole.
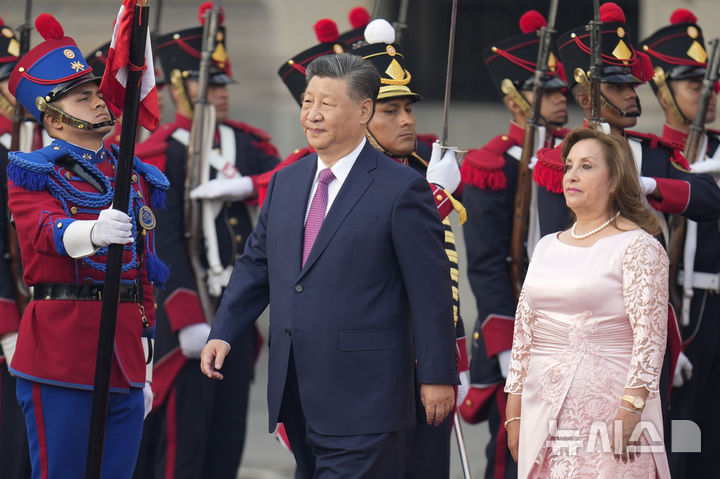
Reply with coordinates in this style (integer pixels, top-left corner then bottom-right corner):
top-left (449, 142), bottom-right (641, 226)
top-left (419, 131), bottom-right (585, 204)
top-left (85, 1), bottom-right (150, 477)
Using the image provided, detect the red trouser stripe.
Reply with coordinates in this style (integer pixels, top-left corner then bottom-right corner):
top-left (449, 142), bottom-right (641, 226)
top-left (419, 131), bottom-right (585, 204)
top-left (165, 387), bottom-right (177, 479)
top-left (32, 383), bottom-right (48, 479)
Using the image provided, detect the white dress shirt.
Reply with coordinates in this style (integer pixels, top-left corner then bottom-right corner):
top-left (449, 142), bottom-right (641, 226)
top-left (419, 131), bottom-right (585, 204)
top-left (304, 137), bottom-right (366, 223)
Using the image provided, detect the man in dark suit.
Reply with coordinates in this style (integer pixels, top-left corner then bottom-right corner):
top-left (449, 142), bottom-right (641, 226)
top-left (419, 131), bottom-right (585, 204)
top-left (200, 53), bottom-right (457, 478)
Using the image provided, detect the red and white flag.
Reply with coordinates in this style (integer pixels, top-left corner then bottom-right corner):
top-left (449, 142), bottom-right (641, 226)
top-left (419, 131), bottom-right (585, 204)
top-left (100, 0), bottom-right (159, 131)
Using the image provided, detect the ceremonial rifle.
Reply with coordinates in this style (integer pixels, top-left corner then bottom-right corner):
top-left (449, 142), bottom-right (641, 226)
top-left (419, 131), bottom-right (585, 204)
top-left (183, 1), bottom-right (221, 323)
top-left (507, 0), bottom-right (559, 301)
top-left (587, 0), bottom-right (603, 128)
top-left (393, 0), bottom-right (409, 45)
top-left (5, 0), bottom-right (33, 316)
top-left (667, 38), bottom-right (720, 319)
top-left (86, 1), bottom-right (151, 477)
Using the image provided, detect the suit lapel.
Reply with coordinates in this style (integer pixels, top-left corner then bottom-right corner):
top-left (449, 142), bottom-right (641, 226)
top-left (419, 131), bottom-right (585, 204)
top-left (299, 142), bottom-right (377, 278)
top-left (286, 154), bottom-right (318, 274)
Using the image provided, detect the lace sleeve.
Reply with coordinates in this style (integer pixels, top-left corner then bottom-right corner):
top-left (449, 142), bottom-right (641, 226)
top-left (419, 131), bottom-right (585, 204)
top-left (622, 233), bottom-right (668, 392)
top-left (504, 288), bottom-right (536, 394)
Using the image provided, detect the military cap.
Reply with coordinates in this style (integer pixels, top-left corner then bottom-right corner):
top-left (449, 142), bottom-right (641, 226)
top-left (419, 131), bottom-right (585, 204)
top-left (556, 2), bottom-right (654, 88)
top-left (351, 19), bottom-right (422, 102)
top-left (8, 14), bottom-right (99, 122)
top-left (641, 9), bottom-right (707, 82)
top-left (482, 9), bottom-right (568, 100)
top-left (278, 7), bottom-right (370, 106)
top-left (154, 2), bottom-right (233, 86)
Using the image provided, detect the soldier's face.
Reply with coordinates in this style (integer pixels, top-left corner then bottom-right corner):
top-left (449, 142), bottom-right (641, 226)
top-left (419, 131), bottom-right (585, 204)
top-left (600, 82), bottom-right (639, 130)
top-left (367, 97), bottom-right (417, 156)
top-left (540, 89), bottom-right (567, 125)
top-left (53, 82), bottom-right (112, 134)
top-left (185, 80), bottom-right (230, 123)
top-left (670, 78), bottom-right (717, 124)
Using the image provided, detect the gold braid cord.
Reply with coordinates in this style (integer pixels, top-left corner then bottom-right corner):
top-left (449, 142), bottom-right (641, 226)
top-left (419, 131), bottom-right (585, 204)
top-left (443, 217), bottom-right (460, 327)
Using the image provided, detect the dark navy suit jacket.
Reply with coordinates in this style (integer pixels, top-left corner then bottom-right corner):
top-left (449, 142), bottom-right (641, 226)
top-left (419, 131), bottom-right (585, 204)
top-left (209, 140), bottom-right (458, 435)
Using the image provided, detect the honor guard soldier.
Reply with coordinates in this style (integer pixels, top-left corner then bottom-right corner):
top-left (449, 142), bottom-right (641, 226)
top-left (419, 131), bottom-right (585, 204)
top-left (352, 19), bottom-right (467, 479)
top-left (0, 16), bottom-right (31, 479)
top-left (133, 3), bottom-right (280, 478)
top-left (642, 9), bottom-right (720, 477)
top-left (459, 10), bottom-right (568, 479)
top-left (5, 13), bottom-right (168, 478)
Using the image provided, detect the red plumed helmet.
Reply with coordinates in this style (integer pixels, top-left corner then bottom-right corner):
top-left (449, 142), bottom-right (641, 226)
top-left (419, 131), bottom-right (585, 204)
top-left (198, 1), bottom-right (225, 26)
top-left (348, 7), bottom-right (370, 29)
top-left (314, 19), bottom-right (339, 43)
top-left (35, 13), bottom-right (64, 40)
top-left (670, 8), bottom-right (697, 25)
top-left (519, 10), bottom-right (546, 33)
top-left (599, 2), bottom-right (626, 23)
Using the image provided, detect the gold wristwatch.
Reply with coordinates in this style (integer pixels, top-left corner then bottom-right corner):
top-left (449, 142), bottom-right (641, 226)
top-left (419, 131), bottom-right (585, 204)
top-left (621, 394), bottom-right (646, 410)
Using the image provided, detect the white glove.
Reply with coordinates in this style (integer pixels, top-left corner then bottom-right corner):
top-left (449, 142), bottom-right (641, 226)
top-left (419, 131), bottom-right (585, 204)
top-left (639, 176), bottom-right (658, 196)
top-left (0, 331), bottom-right (18, 368)
top-left (190, 176), bottom-right (254, 202)
top-left (143, 382), bottom-right (153, 418)
top-left (178, 322), bottom-right (212, 359)
top-left (207, 266), bottom-right (233, 297)
top-left (62, 208), bottom-right (133, 259)
top-left (673, 352), bottom-right (693, 388)
top-left (456, 370), bottom-right (470, 408)
top-left (497, 349), bottom-right (511, 379)
top-left (691, 159), bottom-right (720, 178)
top-left (426, 141), bottom-right (461, 193)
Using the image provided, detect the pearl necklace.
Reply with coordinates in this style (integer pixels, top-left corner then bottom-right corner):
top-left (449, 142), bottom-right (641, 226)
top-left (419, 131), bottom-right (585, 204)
top-left (571, 211), bottom-right (621, 239)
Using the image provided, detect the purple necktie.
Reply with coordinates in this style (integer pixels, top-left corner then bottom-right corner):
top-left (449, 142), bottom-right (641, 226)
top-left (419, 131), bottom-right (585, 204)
top-left (303, 168), bottom-right (335, 266)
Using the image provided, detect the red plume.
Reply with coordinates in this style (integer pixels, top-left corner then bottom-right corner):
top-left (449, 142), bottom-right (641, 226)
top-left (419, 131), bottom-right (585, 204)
top-left (314, 19), bottom-right (339, 43)
top-left (670, 8), bottom-right (697, 25)
top-left (198, 2), bottom-right (225, 26)
top-left (519, 10), bottom-right (546, 34)
top-left (632, 51), bottom-right (654, 83)
top-left (348, 7), bottom-right (370, 29)
top-left (36, 14), bottom-right (64, 40)
top-left (599, 2), bottom-right (626, 23)
top-left (0, 18), bottom-right (4, 27)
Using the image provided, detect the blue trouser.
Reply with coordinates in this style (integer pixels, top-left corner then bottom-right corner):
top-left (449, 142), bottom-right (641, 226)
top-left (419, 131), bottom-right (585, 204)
top-left (16, 377), bottom-right (144, 479)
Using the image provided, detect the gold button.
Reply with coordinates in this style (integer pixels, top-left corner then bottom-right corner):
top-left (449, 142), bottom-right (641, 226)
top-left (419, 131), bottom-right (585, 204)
top-left (473, 331), bottom-right (480, 340)
top-left (132, 174), bottom-right (138, 183)
top-left (142, 229), bottom-right (147, 236)
top-left (235, 234), bottom-right (243, 242)
top-left (436, 194), bottom-right (443, 201)
top-left (465, 399), bottom-right (472, 406)
top-left (53, 146), bottom-right (60, 150)
top-left (65, 171), bottom-right (72, 180)
top-left (57, 222), bottom-right (63, 228)
top-left (293, 149), bottom-right (300, 154)
top-left (70, 206), bottom-right (78, 215)
top-left (229, 217), bottom-right (238, 226)
top-left (501, 135), bottom-right (509, 141)
top-left (137, 189), bottom-right (143, 198)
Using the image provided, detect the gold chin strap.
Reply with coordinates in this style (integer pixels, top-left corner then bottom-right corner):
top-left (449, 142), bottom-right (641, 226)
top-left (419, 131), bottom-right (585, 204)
top-left (0, 90), bottom-right (14, 118)
top-left (365, 128), bottom-right (389, 155)
top-left (170, 69), bottom-right (193, 116)
top-left (573, 67), bottom-right (624, 118)
top-left (652, 67), bottom-right (689, 125)
top-left (501, 78), bottom-right (533, 118)
top-left (35, 97), bottom-right (116, 130)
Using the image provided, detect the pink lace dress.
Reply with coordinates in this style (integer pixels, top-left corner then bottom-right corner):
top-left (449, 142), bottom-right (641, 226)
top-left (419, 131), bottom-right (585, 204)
top-left (505, 229), bottom-right (671, 478)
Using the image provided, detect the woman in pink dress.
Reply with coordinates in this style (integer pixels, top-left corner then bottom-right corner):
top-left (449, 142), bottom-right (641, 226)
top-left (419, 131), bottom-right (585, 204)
top-left (505, 128), bottom-right (671, 478)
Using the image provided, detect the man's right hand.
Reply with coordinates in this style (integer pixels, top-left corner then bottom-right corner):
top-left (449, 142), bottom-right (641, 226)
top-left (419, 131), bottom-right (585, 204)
top-left (200, 339), bottom-right (231, 380)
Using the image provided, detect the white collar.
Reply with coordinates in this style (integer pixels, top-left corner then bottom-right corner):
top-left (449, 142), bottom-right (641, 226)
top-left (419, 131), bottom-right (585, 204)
top-left (314, 137), bottom-right (366, 185)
